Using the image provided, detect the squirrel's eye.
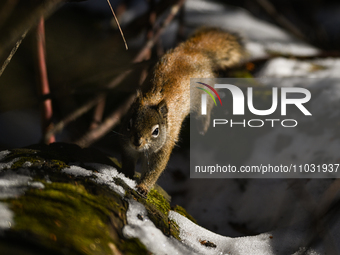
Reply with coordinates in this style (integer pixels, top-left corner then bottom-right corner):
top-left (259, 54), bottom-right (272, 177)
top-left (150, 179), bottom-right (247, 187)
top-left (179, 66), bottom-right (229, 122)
top-left (127, 118), bottom-right (133, 131)
top-left (151, 125), bottom-right (159, 138)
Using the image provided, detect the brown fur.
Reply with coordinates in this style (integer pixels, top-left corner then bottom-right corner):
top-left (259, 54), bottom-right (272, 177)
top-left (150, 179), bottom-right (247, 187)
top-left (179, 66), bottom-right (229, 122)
top-left (120, 28), bottom-right (244, 196)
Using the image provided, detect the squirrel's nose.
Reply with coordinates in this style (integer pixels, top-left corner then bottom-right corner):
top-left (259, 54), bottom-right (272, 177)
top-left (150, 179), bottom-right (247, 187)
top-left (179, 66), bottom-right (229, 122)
top-left (133, 136), bottom-right (143, 147)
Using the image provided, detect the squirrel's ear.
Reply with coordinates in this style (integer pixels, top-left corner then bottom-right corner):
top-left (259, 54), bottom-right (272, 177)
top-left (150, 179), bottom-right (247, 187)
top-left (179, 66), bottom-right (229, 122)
top-left (136, 89), bottom-right (144, 104)
top-left (157, 100), bottom-right (168, 118)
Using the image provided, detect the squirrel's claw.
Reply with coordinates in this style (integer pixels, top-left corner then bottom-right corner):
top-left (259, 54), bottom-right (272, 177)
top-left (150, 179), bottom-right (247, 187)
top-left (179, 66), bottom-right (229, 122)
top-left (136, 183), bottom-right (149, 198)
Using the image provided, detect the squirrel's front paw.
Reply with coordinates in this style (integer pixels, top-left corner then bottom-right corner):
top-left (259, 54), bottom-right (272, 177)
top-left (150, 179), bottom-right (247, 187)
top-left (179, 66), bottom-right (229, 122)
top-left (136, 183), bottom-right (149, 198)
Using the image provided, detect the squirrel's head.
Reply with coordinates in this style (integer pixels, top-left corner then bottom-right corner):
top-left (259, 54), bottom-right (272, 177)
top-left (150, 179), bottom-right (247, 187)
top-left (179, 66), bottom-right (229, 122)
top-left (121, 97), bottom-right (168, 153)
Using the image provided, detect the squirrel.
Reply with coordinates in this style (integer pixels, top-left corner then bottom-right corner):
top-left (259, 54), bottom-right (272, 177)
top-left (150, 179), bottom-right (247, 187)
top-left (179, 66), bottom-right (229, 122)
top-left (120, 28), bottom-right (244, 196)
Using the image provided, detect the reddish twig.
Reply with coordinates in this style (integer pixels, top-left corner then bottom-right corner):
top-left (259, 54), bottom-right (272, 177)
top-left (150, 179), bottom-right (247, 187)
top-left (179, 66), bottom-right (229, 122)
top-left (37, 17), bottom-right (55, 144)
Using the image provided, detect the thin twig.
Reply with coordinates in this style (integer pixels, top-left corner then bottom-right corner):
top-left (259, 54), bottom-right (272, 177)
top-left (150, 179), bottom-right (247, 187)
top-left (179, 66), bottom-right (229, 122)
top-left (49, 1), bottom-right (185, 145)
top-left (90, 95), bottom-right (106, 130)
top-left (106, 0), bottom-right (128, 50)
top-left (0, 30), bottom-right (27, 78)
top-left (137, 0), bottom-right (157, 84)
top-left (44, 94), bottom-right (102, 142)
top-left (133, 0), bottom-right (186, 63)
top-left (255, 0), bottom-right (307, 41)
top-left (71, 0), bottom-right (185, 147)
top-left (88, 0), bottom-right (129, 128)
top-left (74, 94), bottom-right (136, 148)
top-left (44, 69), bottom-right (132, 142)
top-left (0, 0), bottom-right (64, 60)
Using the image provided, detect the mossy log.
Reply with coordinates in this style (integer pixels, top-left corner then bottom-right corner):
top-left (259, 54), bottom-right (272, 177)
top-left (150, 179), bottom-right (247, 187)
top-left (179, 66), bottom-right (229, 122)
top-left (0, 143), bottom-right (192, 255)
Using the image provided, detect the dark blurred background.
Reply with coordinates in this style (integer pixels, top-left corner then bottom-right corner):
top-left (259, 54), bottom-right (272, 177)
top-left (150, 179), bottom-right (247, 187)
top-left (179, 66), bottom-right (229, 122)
top-left (1, 0), bottom-right (340, 150)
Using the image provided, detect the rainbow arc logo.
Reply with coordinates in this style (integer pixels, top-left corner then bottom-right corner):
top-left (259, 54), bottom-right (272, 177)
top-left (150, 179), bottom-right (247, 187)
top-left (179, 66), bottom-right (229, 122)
top-left (196, 82), bottom-right (222, 106)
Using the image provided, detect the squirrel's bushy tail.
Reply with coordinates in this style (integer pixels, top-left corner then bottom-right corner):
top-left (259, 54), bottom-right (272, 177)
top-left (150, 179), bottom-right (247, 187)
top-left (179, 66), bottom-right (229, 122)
top-left (182, 27), bottom-right (244, 69)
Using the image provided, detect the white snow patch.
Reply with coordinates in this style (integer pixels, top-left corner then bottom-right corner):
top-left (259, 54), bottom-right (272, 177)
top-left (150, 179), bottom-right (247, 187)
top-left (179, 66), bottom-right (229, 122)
top-left (183, 0), bottom-right (319, 59)
top-left (62, 165), bottom-right (93, 177)
top-left (169, 210), bottom-right (233, 255)
top-left (123, 199), bottom-right (195, 255)
top-left (86, 163), bottom-right (136, 190)
top-left (258, 57), bottom-right (340, 77)
top-left (124, 0), bottom-right (319, 58)
top-left (44, 175), bottom-right (52, 184)
top-left (169, 211), bottom-right (320, 255)
top-left (61, 163), bottom-right (136, 197)
top-left (122, 201), bottom-right (322, 255)
top-left (0, 150), bottom-right (10, 161)
top-left (0, 157), bottom-right (20, 171)
top-left (22, 161), bottom-right (33, 168)
top-left (29, 182), bottom-right (45, 189)
top-left (0, 202), bottom-right (14, 230)
top-left (92, 170), bottom-right (126, 197)
top-left (0, 170), bottom-right (44, 199)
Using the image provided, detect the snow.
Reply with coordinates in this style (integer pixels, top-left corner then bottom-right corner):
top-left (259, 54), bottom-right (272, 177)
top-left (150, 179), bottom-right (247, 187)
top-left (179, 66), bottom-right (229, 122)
top-left (169, 208), bottom-right (311, 255)
top-left (120, 0), bottom-right (319, 58)
top-left (61, 163), bottom-right (136, 197)
top-left (0, 150), bottom-right (10, 161)
top-left (0, 156), bottom-right (19, 171)
top-left (0, 152), bottom-right (45, 199)
top-left (168, 207), bottom-right (320, 255)
top-left (0, 153), bottom-right (338, 254)
top-left (122, 202), bottom-right (325, 255)
top-left (22, 161), bottom-right (33, 168)
top-left (62, 165), bottom-right (93, 177)
top-left (123, 199), bottom-right (196, 255)
top-left (258, 58), bottom-right (340, 78)
top-left (85, 163), bottom-right (136, 190)
top-left (165, 0), bottom-right (319, 58)
top-left (0, 202), bottom-right (14, 231)
top-left (0, 170), bottom-right (45, 199)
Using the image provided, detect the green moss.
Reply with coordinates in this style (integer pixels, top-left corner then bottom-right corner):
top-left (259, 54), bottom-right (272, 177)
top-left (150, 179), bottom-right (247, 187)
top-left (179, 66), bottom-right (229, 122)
top-left (169, 219), bottom-right (181, 241)
top-left (172, 205), bottom-right (197, 224)
top-left (45, 159), bottom-right (68, 170)
top-left (0, 143), bottom-right (184, 254)
top-left (146, 189), bottom-right (170, 216)
top-left (7, 182), bottom-right (127, 255)
top-left (10, 157), bottom-right (42, 170)
top-left (119, 238), bottom-right (149, 255)
top-left (2, 149), bottom-right (69, 172)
